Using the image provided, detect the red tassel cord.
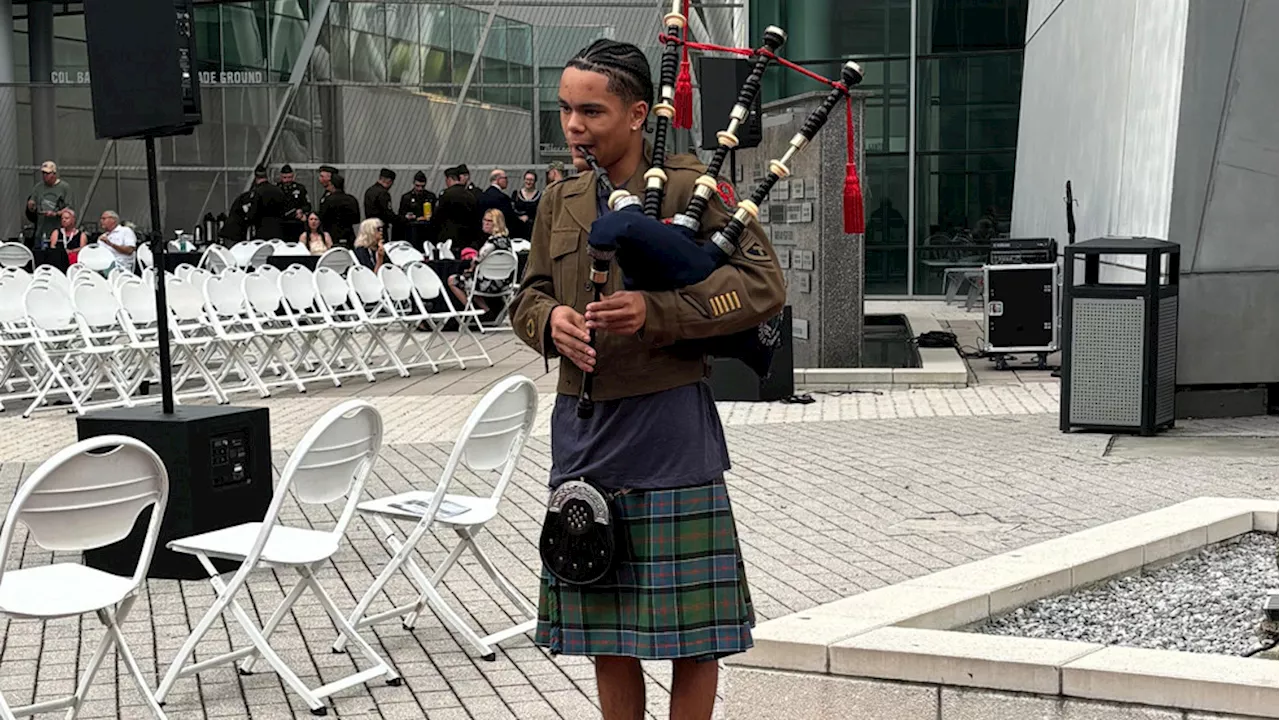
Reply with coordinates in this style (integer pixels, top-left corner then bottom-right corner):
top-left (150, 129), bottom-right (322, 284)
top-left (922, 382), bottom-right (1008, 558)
top-left (673, 0), bottom-right (694, 129)
top-left (660, 31), bottom-right (865, 230)
top-left (843, 95), bottom-right (865, 234)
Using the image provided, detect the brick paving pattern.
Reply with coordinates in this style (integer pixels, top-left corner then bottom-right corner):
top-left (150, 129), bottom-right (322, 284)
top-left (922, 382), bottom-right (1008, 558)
top-left (0, 331), bottom-right (1273, 719)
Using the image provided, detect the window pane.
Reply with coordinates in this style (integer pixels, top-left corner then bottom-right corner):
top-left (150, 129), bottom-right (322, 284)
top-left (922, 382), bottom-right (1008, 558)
top-left (222, 2), bottom-right (268, 74)
top-left (865, 154), bottom-right (910, 294)
top-left (913, 151), bottom-right (1014, 294)
top-left (916, 53), bottom-right (1022, 152)
top-left (919, 0), bottom-right (1028, 53)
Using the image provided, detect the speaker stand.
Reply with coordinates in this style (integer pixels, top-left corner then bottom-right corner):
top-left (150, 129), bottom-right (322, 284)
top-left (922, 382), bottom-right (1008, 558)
top-left (144, 135), bottom-right (177, 414)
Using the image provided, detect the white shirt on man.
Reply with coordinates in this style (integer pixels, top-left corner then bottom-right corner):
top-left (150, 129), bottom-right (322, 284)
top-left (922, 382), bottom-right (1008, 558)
top-left (102, 225), bottom-right (138, 271)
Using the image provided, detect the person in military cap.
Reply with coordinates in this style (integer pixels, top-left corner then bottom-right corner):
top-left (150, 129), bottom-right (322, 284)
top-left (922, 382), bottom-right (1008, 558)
top-left (435, 165), bottom-right (481, 253)
top-left (545, 160), bottom-right (566, 186)
top-left (247, 164), bottom-right (287, 241)
top-left (363, 167), bottom-right (398, 241)
top-left (320, 173), bottom-right (361, 248)
top-left (398, 170), bottom-right (438, 249)
top-left (277, 163), bottom-right (310, 243)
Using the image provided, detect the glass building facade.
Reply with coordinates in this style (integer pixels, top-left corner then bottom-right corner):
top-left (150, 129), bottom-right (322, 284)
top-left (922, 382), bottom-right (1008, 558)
top-left (2, 0), bottom-right (739, 239)
top-left (751, 0), bottom-right (1027, 295)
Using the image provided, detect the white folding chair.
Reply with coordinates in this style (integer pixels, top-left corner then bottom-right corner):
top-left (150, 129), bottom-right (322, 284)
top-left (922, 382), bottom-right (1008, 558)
top-left (462, 249), bottom-right (519, 333)
top-left (336, 376), bottom-right (539, 660)
top-left (163, 278), bottom-right (230, 404)
top-left (0, 435), bottom-right (169, 719)
top-left (136, 241), bottom-right (154, 270)
top-left (317, 247), bottom-right (356, 276)
top-left (386, 243), bottom-right (424, 268)
top-left (242, 272), bottom-right (307, 392)
top-left (312, 267), bottom-right (376, 383)
top-left (199, 244), bottom-right (235, 273)
top-left (200, 272), bottom-right (271, 398)
top-left (277, 266), bottom-right (343, 387)
top-left (69, 282), bottom-right (135, 410)
top-left (377, 264), bottom-right (440, 374)
top-left (155, 400), bottom-right (401, 716)
top-left (76, 244), bottom-right (116, 275)
top-left (247, 243), bottom-right (275, 268)
top-left (346, 265), bottom-right (409, 377)
top-left (228, 241), bottom-right (257, 268)
top-left (115, 279), bottom-right (165, 401)
top-left (0, 242), bottom-right (32, 270)
top-left (406, 261), bottom-right (492, 369)
top-left (21, 281), bottom-right (88, 417)
top-left (0, 272), bottom-right (40, 411)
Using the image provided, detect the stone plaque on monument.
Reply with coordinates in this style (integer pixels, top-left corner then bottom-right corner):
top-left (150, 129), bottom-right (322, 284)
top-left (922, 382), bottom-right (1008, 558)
top-left (735, 90), bottom-right (869, 368)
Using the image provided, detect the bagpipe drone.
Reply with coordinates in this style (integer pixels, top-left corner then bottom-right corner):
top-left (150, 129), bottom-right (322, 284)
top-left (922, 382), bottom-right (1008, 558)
top-left (575, 0), bottom-right (867, 420)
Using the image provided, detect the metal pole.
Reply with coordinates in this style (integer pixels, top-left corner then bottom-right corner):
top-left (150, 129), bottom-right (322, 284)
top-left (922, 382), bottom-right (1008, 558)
top-left (530, 24), bottom-right (540, 166)
top-left (0, 0), bottom-right (19, 240)
top-left (79, 139), bottom-right (116, 216)
top-left (247, 0), bottom-right (333, 188)
top-left (146, 137), bottom-right (175, 414)
top-left (907, 0), bottom-right (917, 295)
top-left (28, 0), bottom-right (54, 180)
top-left (430, 0), bottom-right (501, 174)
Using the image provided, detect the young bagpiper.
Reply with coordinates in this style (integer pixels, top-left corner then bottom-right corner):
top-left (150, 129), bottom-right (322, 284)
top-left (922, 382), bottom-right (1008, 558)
top-left (510, 37), bottom-right (786, 720)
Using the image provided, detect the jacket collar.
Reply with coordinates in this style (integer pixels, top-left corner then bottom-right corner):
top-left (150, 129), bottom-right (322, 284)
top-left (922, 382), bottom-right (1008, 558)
top-left (562, 144), bottom-right (678, 235)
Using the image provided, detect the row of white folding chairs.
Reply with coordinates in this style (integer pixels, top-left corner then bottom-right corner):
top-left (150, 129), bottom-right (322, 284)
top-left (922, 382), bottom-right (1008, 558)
top-left (0, 378), bottom-right (539, 718)
top-left (0, 258), bottom-right (495, 416)
top-left (0, 265), bottom-right (165, 417)
top-left (177, 259), bottom-right (495, 392)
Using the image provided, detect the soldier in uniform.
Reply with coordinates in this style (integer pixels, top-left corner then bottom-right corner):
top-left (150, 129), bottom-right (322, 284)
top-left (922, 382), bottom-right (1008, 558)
top-left (277, 163), bottom-right (310, 243)
top-left (247, 165), bottom-right (287, 241)
top-left (435, 166), bottom-right (481, 253)
top-left (397, 170), bottom-right (437, 250)
top-left (319, 173), bottom-right (361, 248)
top-left (363, 168), bottom-right (398, 241)
top-left (509, 39), bottom-right (784, 720)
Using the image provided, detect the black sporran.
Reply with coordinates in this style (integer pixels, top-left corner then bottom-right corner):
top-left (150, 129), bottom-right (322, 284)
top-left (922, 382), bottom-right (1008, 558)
top-left (539, 480), bottom-right (624, 586)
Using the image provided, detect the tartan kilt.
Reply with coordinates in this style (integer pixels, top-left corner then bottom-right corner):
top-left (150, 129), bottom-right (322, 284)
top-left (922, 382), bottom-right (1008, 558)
top-left (534, 480), bottom-right (755, 660)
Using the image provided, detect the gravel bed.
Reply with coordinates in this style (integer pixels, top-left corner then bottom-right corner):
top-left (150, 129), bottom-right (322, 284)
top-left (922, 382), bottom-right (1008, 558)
top-left (971, 532), bottom-right (1278, 655)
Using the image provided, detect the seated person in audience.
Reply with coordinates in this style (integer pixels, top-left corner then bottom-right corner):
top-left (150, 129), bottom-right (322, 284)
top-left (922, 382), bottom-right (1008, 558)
top-left (47, 208), bottom-right (84, 253)
top-left (353, 218), bottom-right (386, 272)
top-left (448, 208), bottom-right (512, 312)
top-left (97, 210), bottom-right (137, 274)
top-left (300, 212), bottom-right (332, 255)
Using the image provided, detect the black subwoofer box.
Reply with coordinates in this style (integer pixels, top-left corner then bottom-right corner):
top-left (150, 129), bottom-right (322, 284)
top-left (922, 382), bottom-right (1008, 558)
top-left (708, 306), bottom-right (794, 402)
top-left (78, 405), bottom-right (273, 580)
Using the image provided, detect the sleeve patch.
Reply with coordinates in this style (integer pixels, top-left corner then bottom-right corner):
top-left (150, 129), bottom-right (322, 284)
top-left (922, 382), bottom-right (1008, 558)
top-left (742, 237), bottom-right (770, 261)
top-left (709, 291), bottom-right (742, 317)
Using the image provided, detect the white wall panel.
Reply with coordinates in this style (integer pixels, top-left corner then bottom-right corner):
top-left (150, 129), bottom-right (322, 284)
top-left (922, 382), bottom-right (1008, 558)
top-left (1011, 0), bottom-right (1187, 247)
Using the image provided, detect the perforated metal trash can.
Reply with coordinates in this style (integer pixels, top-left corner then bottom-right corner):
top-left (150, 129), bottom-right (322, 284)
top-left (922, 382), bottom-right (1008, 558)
top-left (1060, 237), bottom-right (1180, 436)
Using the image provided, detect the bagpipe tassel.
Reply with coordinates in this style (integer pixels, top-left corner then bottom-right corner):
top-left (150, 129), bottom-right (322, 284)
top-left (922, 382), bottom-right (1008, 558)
top-left (672, 0), bottom-right (694, 129)
top-left (674, 57), bottom-right (695, 129)
top-left (842, 95), bottom-right (865, 234)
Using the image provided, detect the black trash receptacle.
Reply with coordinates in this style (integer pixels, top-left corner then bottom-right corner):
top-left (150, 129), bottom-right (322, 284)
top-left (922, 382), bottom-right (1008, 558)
top-left (1061, 237), bottom-right (1180, 436)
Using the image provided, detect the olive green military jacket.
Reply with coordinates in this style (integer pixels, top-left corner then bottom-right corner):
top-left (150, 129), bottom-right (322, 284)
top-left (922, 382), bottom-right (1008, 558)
top-left (510, 152), bottom-right (786, 401)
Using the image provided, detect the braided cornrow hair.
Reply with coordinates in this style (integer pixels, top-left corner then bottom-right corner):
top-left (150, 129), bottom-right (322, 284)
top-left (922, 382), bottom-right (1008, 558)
top-left (566, 39), bottom-right (654, 109)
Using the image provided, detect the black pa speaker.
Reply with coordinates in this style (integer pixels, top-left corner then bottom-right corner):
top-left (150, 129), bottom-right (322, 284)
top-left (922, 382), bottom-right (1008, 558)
top-left (698, 56), bottom-right (763, 151)
top-left (78, 405), bottom-right (274, 580)
top-left (83, 0), bottom-right (202, 140)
